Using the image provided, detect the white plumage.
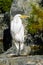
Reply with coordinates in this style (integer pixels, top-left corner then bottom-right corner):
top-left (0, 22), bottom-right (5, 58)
top-left (11, 14), bottom-right (24, 54)
top-left (10, 14), bottom-right (29, 55)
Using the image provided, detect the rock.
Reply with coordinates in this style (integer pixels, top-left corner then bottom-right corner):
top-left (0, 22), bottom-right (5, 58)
top-left (16, 45), bottom-right (31, 55)
top-left (25, 34), bottom-right (33, 46)
top-left (10, 0), bottom-right (33, 20)
top-left (0, 55), bottom-right (43, 65)
top-left (26, 61), bottom-right (36, 65)
top-left (10, 0), bottom-right (41, 20)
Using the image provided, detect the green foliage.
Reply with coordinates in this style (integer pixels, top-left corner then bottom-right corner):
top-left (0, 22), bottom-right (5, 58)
top-left (0, 0), bottom-right (13, 13)
top-left (26, 3), bottom-right (43, 34)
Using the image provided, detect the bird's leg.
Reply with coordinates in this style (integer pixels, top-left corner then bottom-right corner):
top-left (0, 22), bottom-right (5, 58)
top-left (18, 41), bottom-right (20, 56)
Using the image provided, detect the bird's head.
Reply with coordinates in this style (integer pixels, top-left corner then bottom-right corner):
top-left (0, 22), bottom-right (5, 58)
top-left (14, 14), bottom-right (30, 19)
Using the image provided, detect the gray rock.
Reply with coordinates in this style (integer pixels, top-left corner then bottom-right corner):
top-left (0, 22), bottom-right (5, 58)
top-left (10, 0), bottom-right (32, 20)
top-left (0, 55), bottom-right (43, 65)
top-left (10, 0), bottom-right (41, 20)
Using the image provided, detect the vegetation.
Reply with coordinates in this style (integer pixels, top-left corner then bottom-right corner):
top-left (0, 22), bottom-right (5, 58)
top-left (26, 3), bottom-right (43, 34)
top-left (0, 0), bottom-right (13, 13)
top-left (26, 2), bottom-right (43, 54)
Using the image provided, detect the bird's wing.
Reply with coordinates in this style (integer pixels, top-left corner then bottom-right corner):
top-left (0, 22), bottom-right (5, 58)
top-left (15, 25), bottom-right (24, 42)
top-left (11, 20), bottom-right (22, 34)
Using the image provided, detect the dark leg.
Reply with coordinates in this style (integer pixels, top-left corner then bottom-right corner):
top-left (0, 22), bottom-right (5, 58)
top-left (18, 42), bottom-right (20, 55)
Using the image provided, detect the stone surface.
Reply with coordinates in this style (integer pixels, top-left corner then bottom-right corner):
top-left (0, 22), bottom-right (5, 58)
top-left (10, 0), bottom-right (41, 20)
top-left (0, 55), bottom-right (43, 65)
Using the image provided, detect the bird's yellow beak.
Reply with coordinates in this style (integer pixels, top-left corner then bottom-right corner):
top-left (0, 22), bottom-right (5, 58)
top-left (20, 15), bottom-right (30, 19)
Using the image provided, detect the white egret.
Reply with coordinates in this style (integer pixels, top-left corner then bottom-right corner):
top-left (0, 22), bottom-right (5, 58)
top-left (10, 14), bottom-right (29, 55)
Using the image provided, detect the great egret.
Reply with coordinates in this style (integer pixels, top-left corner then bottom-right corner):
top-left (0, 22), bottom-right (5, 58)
top-left (10, 14), bottom-right (29, 55)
